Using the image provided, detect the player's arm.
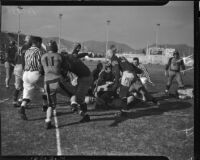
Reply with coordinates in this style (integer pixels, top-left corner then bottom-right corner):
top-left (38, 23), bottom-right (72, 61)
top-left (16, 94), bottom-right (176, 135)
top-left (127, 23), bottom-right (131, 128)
top-left (111, 60), bottom-right (120, 92)
top-left (140, 64), bottom-right (152, 82)
top-left (35, 50), bottom-right (42, 73)
top-left (132, 64), bottom-right (143, 74)
top-left (180, 59), bottom-right (186, 71)
top-left (40, 55), bottom-right (45, 76)
top-left (76, 52), bottom-right (89, 59)
top-left (22, 51), bottom-right (26, 70)
top-left (165, 57), bottom-right (172, 71)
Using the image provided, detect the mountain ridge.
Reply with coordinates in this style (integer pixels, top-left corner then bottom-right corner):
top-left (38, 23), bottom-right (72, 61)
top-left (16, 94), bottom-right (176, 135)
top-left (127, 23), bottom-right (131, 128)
top-left (0, 31), bottom-right (193, 57)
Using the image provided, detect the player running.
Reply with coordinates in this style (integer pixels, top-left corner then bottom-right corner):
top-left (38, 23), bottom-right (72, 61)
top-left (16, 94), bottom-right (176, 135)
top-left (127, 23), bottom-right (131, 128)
top-left (41, 41), bottom-right (78, 129)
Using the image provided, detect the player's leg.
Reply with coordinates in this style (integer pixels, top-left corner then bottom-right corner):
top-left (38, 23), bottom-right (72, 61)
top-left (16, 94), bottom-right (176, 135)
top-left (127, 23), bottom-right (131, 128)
top-left (95, 91), bottom-right (113, 110)
top-left (13, 75), bottom-right (23, 107)
top-left (165, 70), bottom-right (175, 94)
top-left (9, 65), bottom-right (14, 84)
top-left (13, 64), bottom-right (23, 107)
top-left (76, 76), bottom-right (93, 122)
top-left (19, 71), bottom-right (40, 120)
top-left (58, 79), bottom-right (77, 112)
top-left (175, 72), bottom-right (184, 89)
top-left (44, 83), bottom-right (57, 129)
top-left (115, 71), bottom-right (135, 117)
top-left (4, 62), bottom-right (10, 88)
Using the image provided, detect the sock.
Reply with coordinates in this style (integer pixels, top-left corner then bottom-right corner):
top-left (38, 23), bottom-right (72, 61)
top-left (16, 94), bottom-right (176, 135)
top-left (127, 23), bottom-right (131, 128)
top-left (13, 89), bottom-right (20, 102)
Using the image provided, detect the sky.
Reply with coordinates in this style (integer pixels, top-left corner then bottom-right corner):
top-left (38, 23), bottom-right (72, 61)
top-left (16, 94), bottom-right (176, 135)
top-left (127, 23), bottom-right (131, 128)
top-left (1, 1), bottom-right (194, 49)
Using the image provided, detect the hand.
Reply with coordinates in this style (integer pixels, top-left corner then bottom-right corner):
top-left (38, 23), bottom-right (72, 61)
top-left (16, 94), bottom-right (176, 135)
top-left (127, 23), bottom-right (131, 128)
top-left (182, 71), bottom-right (185, 76)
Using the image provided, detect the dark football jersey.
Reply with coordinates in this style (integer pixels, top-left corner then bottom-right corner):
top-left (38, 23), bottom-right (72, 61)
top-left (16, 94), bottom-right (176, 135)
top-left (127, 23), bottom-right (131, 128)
top-left (97, 70), bottom-right (115, 86)
top-left (62, 54), bottom-right (91, 78)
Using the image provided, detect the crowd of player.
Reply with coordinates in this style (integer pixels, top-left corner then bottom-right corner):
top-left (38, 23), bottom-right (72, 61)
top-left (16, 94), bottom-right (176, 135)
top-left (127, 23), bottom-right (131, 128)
top-left (3, 35), bottom-right (188, 129)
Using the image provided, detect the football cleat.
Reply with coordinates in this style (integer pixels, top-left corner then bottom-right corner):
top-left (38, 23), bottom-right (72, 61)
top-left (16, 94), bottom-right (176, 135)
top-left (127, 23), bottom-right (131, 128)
top-left (79, 114), bottom-right (90, 123)
top-left (18, 107), bottom-right (28, 120)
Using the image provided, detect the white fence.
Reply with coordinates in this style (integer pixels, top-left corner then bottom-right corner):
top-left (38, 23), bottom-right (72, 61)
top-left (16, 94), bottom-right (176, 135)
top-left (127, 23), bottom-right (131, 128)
top-left (85, 54), bottom-right (193, 66)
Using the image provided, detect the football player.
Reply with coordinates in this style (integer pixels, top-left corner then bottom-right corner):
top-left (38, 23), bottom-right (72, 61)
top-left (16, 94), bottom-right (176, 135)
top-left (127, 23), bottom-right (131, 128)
top-left (132, 57), bottom-right (153, 89)
top-left (165, 50), bottom-right (185, 94)
top-left (41, 41), bottom-right (77, 129)
top-left (4, 40), bottom-right (17, 88)
top-left (106, 46), bottom-right (139, 118)
top-left (61, 44), bottom-right (94, 123)
top-left (94, 62), bottom-right (116, 110)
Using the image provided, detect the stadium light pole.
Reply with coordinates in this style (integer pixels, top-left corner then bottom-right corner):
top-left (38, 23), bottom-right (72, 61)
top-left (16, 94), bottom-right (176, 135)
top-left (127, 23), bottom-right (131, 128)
top-left (106, 20), bottom-right (111, 56)
top-left (58, 13), bottom-right (63, 52)
top-left (17, 6), bottom-right (23, 54)
top-left (155, 23), bottom-right (160, 49)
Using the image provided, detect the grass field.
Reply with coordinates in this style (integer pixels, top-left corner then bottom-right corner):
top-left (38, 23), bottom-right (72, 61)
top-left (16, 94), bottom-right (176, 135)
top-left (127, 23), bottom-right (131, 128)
top-left (0, 61), bottom-right (194, 159)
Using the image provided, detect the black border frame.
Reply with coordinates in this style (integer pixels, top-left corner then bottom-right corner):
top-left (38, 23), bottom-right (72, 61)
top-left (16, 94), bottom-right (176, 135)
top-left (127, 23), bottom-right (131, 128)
top-left (0, 1), bottom-right (199, 160)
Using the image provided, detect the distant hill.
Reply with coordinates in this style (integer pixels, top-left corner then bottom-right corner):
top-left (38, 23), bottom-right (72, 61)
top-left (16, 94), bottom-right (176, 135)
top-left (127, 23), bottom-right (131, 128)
top-left (0, 31), bottom-right (194, 57)
top-left (83, 40), bottom-right (136, 54)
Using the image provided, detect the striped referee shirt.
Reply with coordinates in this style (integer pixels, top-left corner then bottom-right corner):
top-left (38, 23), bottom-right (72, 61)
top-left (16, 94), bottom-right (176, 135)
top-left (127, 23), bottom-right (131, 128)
top-left (137, 63), bottom-right (151, 82)
top-left (24, 46), bottom-right (42, 72)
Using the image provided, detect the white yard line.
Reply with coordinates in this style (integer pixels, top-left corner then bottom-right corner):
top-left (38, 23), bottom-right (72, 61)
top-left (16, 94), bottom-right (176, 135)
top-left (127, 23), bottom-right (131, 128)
top-left (53, 109), bottom-right (62, 156)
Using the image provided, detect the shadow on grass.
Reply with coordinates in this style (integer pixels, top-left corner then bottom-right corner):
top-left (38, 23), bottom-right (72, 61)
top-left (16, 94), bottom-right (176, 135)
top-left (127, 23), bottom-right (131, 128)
top-left (58, 101), bottom-right (191, 128)
top-left (28, 110), bottom-right (72, 121)
top-left (56, 111), bottom-right (73, 117)
top-left (28, 117), bottom-right (46, 121)
top-left (109, 101), bottom-right (192, 127)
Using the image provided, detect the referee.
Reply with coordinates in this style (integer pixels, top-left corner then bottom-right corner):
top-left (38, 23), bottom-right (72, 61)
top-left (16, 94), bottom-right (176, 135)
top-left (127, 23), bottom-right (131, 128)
top-left (18, 36), bottom-right (44, 120)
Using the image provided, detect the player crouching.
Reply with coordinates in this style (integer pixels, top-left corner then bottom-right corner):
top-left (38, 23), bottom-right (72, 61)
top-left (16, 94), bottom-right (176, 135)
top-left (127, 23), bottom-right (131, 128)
top-left (94, 62), bottom-right (117, 110)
